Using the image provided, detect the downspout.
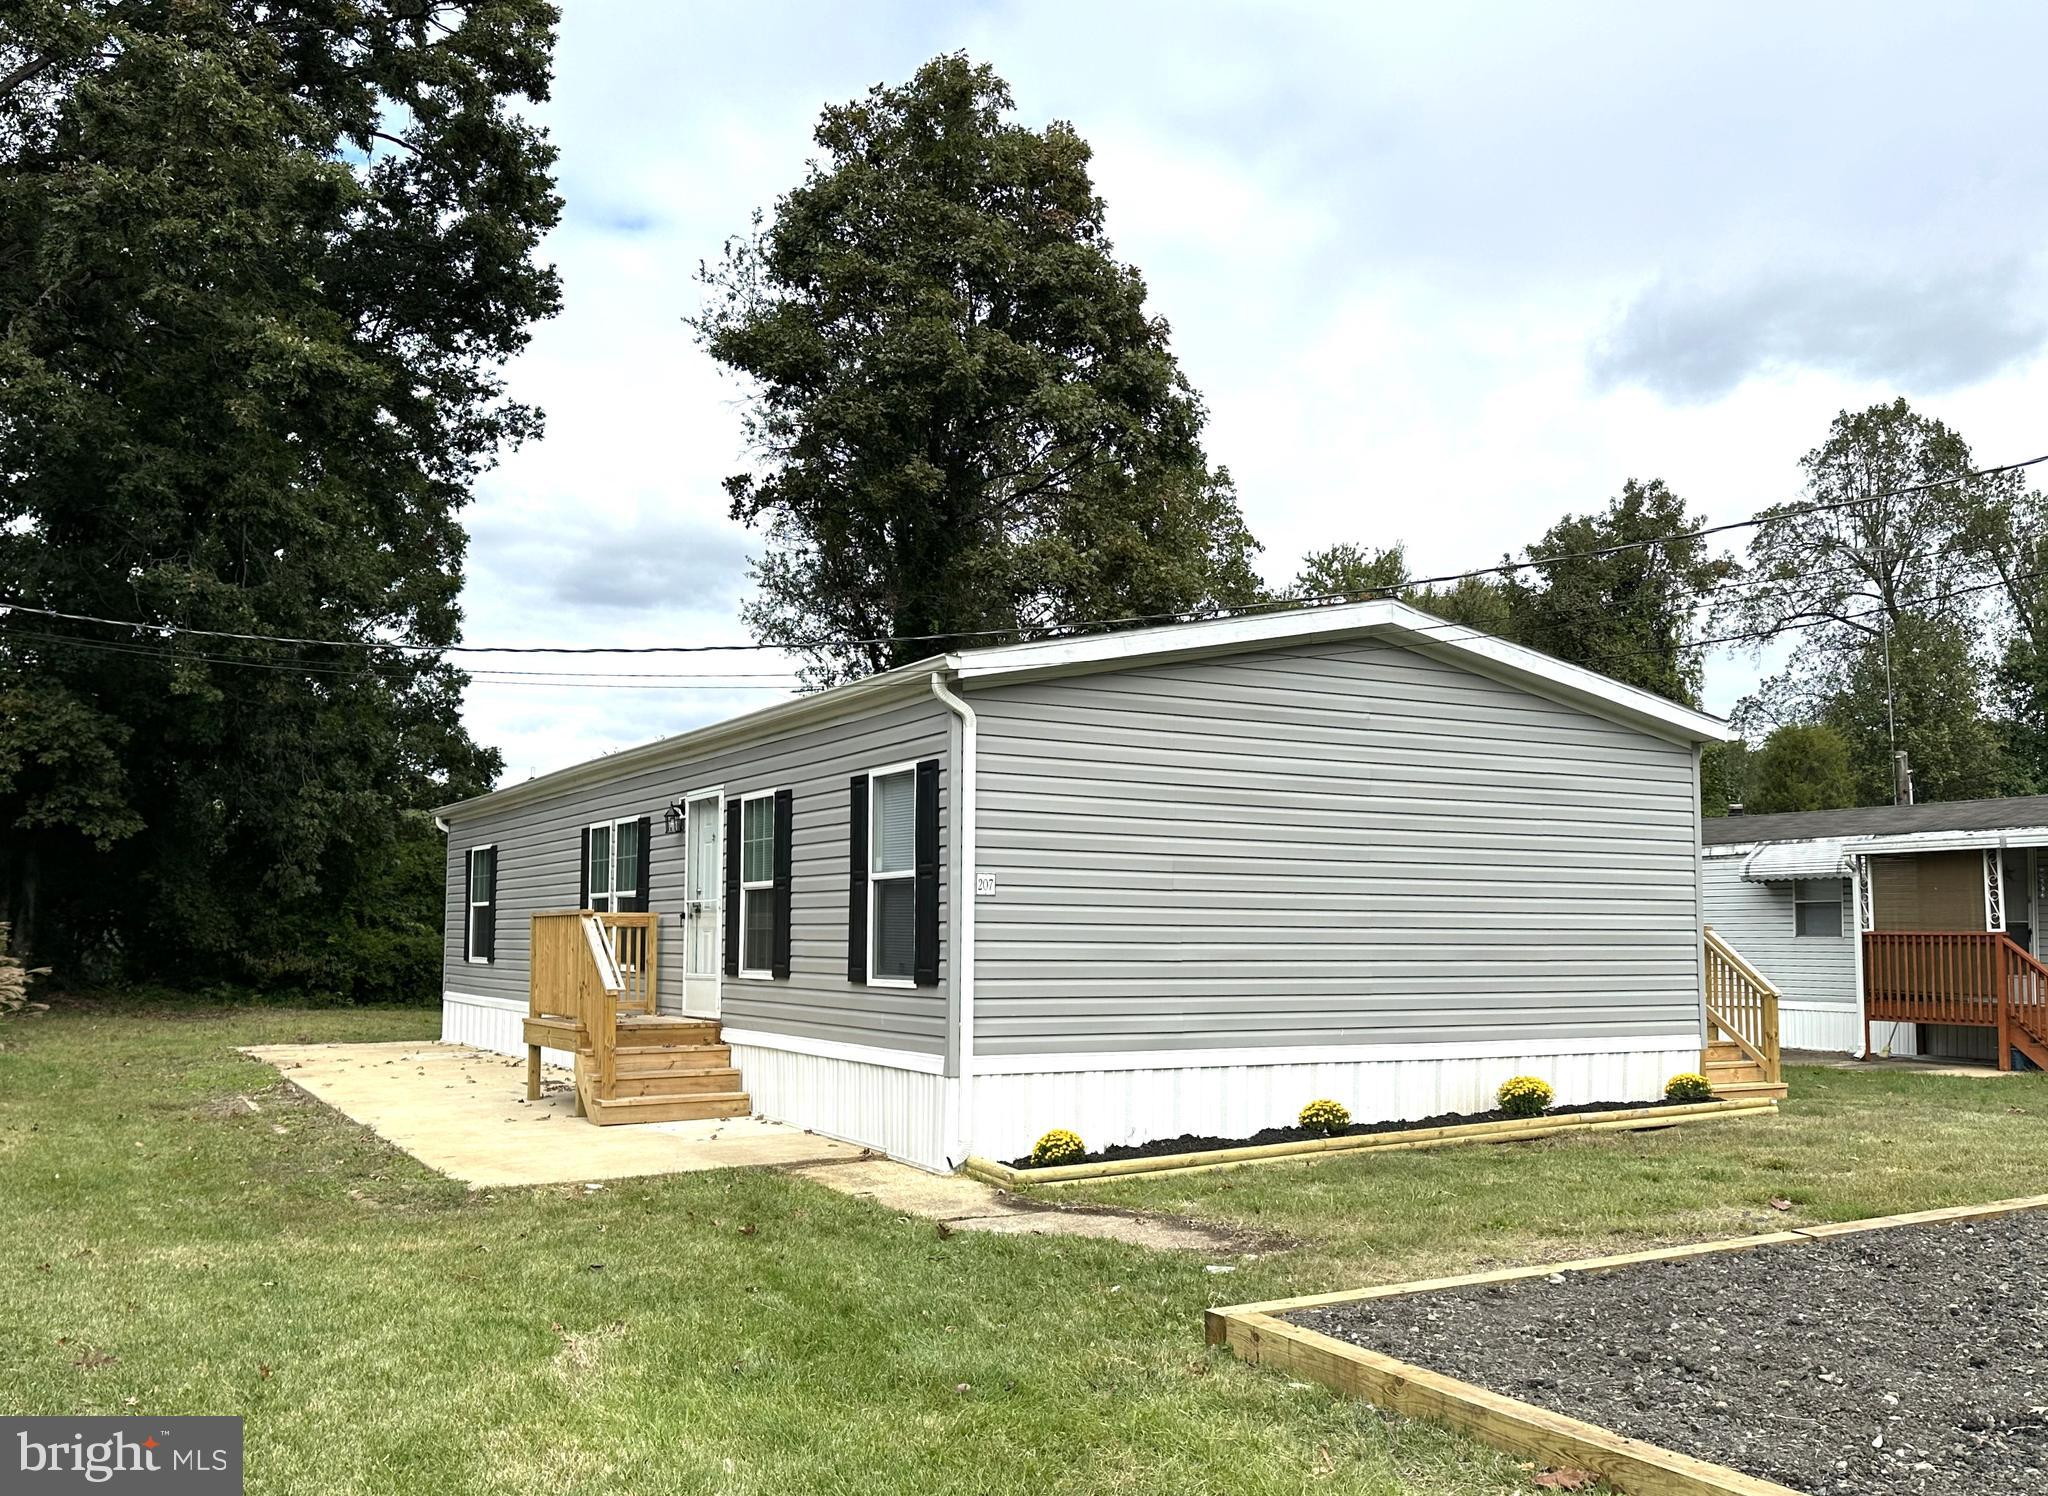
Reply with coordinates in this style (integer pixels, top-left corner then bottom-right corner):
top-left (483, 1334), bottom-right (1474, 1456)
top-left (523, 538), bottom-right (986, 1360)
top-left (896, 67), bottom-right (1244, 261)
top-left (929, 671), bottom-right (977, 1165)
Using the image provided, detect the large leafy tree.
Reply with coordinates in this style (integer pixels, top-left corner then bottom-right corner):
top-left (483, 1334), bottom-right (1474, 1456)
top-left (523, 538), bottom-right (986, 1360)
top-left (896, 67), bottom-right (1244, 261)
top-left (1728, 400), bottom-right (2011, 800)
top-left (1820, 613), bottom-right (2009, 804)
top-left (1500, 479), bottom-right (1730, 706)
top-left (695, 53), bottom-right (1263, 685)
top-left (0, 2), bottom-right (560, 985)
top-left (1745, 724), bottom-right (1856, 815)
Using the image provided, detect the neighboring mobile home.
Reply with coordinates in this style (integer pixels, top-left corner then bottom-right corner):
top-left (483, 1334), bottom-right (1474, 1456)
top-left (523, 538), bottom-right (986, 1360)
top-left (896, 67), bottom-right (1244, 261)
top-left (438, 599), bottom-right (1731, 1171)
top-left (1702, 796), bottom-right (2048, 1066)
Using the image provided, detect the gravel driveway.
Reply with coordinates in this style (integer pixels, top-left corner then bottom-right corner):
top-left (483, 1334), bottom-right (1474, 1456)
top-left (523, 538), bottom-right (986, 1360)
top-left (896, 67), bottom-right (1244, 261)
top-left (1291, 1213), bottom-right (2048, 1496)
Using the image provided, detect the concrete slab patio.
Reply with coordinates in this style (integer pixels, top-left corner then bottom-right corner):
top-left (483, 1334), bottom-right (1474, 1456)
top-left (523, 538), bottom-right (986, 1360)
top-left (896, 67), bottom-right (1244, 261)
top-left (241, 1040), bottom-right (1263, 1254)
top-left (242, 1041), bottom-right (862, 1187)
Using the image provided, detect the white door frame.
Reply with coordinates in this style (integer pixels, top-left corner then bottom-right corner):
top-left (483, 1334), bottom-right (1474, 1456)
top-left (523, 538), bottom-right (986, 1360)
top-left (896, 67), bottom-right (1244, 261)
top-left (681, 788), bottom-right (724, 1017)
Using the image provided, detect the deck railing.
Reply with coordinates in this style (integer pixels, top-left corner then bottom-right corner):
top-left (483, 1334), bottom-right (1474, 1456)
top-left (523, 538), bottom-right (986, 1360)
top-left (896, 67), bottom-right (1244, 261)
top-left (1703, 925), bottom-right (1782, 1084)
top-left (529, 910), bottom-right (656, 1099)
top-left (1864, 930), bottom-right (2048, 1068)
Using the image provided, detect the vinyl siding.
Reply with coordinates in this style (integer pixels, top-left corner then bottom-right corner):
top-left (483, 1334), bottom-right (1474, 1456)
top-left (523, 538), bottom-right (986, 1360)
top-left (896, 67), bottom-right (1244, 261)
top-left (967, 638), bottom-right (1704, 1056)
top-left (442, 696), bottom-right (950, 1054)
top-left (1700, 854), bottom-right (1858, 1009)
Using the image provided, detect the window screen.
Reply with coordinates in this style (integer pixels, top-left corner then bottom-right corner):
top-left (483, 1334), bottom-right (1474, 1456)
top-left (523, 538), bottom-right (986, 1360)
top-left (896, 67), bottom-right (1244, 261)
top-left (870, 768), bottom-right (916, 980)
top-left (1794, 878), bottom-right (1843, 938)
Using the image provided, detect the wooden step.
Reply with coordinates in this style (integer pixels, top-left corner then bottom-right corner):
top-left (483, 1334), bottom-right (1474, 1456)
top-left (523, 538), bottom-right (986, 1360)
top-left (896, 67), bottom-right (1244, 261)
top-left (1709, 1078), bottom-right (1788, 1101)
top-left (1704, 1058), bottom-right (1765, 1083)
top-left (613, 1016), bottom-right (721, 1047)
top-left (583, 1091), bottom-right (752, 1125)
top-left (605, 1066), bottom-right (747, 1098)
top-left (611, 1042), bottom-right (733, 1074)
top-left (1703, 1040), bottom-right (1744, 1062)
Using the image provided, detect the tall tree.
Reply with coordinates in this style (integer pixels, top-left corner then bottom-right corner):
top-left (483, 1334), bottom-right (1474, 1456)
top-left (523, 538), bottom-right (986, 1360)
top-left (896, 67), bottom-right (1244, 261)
top-left (1728, 400), bottom-right (1993, 683)
top-left (695, 54), bottom-right (1263, 685)
top-left (0, 2), bottom-right (559, 984)
top-left (1728, 400), bottom-right (2011, 799)
top-left (1285, 543), bottom-right (1408, 603)
top-left (1821, 614), bottom-right (2009, 804)
top-left (1745, 725), bottom-right (1856, 814)
top-left (1500, 479), bottom-right (1731, 705)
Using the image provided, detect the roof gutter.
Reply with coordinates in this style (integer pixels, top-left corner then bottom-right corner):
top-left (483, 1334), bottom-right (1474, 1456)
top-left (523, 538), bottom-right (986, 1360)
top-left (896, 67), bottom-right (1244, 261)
top-left (927, 670), bottom-right (977, 1167)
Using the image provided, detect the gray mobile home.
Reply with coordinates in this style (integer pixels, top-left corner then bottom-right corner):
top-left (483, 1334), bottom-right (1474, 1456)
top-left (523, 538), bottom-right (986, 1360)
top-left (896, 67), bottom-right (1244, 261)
top-left (439, 599), bottom-right (1730, 1170)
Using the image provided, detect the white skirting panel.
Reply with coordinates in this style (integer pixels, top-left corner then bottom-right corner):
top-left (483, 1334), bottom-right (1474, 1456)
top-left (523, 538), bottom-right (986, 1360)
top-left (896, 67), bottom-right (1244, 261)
top-left (730, 1042), bottom-right (956, 1174)
top-left (1779, 1001), bottom-right (1863, 1055)
top-left (441, 992), bottom-right (572, 1068)
top-left (967, 1045), bottom-right (1700, 1165)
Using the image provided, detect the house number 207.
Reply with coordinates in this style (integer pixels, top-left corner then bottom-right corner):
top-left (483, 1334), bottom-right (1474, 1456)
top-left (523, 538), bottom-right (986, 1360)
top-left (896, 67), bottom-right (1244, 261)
top-left (975, 873), bottom-right (997, 896)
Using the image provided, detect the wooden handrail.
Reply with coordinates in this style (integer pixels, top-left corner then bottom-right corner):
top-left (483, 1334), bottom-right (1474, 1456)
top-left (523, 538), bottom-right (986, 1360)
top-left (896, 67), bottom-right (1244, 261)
top-left (1703, 926), bottom-right (1781, 1082)
top-left (530, 909), bottom-right (659, 1103)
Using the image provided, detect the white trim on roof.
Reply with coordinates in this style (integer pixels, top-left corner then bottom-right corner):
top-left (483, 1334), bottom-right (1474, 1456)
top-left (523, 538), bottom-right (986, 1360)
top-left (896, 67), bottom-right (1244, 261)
top-left (947, 599), bottom-right (1729, 745)
top-left (438, 599), bottom-right (1728, 820)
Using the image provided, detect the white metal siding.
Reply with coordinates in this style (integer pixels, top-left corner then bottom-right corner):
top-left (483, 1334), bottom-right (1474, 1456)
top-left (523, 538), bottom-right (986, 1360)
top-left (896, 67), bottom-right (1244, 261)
top-left (968, 638), bottom-right (1704, 1056)
top-left (1701, 854), bottom-right (1857, 1011)
top-left (969, 1042), bottom-right (1699, 1162)
top-left (441, 697), bottom-right (951, 1054)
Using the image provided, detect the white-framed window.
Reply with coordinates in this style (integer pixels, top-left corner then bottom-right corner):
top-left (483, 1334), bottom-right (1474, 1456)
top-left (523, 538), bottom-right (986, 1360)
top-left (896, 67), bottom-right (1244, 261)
top-left (466, 845), bottom-right (496, 964)
top-left (867, 763), bottom-right (917, 985)
top-left (739, 792), bottom-right (777, 978)
top-left (1795, 878), bottom-right (1843, 938)
top-left (585, 817), bottom-right (642, 912)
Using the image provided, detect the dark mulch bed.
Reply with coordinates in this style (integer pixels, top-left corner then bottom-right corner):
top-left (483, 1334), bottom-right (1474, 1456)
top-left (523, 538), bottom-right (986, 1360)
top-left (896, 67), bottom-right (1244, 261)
top-left (1290, 1212), bottom-right (2048, 1496)
top-left (1006, 1096), bottom-right (1690, 1170)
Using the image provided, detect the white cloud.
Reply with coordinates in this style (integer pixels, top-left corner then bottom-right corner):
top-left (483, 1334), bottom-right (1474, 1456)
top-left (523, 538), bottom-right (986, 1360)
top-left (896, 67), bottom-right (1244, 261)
top-left (457, 1), bottom-right (2048, 778)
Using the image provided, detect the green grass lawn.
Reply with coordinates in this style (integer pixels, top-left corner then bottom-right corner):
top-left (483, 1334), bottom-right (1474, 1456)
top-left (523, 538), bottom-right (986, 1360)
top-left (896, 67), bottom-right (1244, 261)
top-left (1039, 1063), bottom-right (2048, 1287)
top-left (5, 1005), bottom-right (2047, 1495)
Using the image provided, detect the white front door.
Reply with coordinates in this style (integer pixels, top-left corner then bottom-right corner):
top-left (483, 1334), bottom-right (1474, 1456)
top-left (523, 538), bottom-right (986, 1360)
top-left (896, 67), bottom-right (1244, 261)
top-left (681, 792), bottom-right (723, 1016)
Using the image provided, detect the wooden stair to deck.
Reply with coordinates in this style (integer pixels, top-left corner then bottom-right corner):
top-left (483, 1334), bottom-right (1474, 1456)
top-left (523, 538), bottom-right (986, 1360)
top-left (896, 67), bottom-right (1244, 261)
top-left (579, 1015), bottom-right (752, 1125)
top-left (1703, 1038), bottom-right (1789, 1100)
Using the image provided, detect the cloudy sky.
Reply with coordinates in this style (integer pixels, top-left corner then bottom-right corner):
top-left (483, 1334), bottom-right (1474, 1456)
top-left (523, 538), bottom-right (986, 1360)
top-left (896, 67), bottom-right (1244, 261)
top-left (460, 1), bottom-right (2048, 784)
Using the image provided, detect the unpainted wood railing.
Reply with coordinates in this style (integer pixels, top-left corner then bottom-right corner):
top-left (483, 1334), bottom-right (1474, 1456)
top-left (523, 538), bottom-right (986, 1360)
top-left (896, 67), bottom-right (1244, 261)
top-left (1702, 925), bottom-right (1782, 1084)
top-left (530, 910), bottom-right (655, 1099)
top-left (1864, 930), bottom-right (2048, 1069)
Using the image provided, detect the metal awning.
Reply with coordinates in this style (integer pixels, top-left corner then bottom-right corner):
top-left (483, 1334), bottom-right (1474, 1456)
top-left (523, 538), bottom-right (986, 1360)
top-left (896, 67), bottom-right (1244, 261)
top-left (1743, 839), bottom-right (1850, 882)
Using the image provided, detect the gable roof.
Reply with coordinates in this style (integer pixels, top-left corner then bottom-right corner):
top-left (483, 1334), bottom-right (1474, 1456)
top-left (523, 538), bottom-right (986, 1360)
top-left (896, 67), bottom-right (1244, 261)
top-left (437, 598), bottom-right (1728, 820)
top-left (1702, 794), bottom-right (2048, 848)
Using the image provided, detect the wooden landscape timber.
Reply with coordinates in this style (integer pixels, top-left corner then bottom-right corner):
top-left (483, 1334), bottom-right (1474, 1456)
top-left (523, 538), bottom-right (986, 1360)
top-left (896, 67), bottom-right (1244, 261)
top-left (964, 1097), bottom-right (1777, 1188)
top-left (1206, 1194), bottom-right (2048, 1496)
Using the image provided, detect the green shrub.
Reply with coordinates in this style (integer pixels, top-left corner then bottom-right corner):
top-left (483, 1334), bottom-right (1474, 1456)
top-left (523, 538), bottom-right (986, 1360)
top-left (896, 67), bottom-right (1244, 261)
top-left (1298, 1098), bottom-right (1351, 1135)
top-left (1029, 1128), bottom-right (1086, 1167)
top-left (1664, 1071), bottom-right (1715, 1103)
top-left (1495, 1075), bottom-right (1554, 1119)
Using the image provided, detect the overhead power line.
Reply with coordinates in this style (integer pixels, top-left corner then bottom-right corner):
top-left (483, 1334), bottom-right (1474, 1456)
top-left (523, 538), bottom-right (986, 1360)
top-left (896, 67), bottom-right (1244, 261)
top-left (2, 450), bottom-right (2041, 660)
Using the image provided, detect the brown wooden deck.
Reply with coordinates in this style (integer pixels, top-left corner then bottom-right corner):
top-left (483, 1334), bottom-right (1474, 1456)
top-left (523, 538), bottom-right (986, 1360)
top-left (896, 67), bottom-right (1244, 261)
top-left (1863, 930), bottom-right (2048, 1070)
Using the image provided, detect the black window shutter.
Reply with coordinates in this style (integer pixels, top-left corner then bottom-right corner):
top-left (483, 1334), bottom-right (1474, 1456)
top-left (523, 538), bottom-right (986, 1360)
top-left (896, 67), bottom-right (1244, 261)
top-left (578, 826), bottom-right (591, 910)
top-left (847, 775), bottom-right (869, 982)
top-left (723, 798), bottom-right (741, 977)
top-left (634, 816), bottom-right (652, 912)
top-left (913, 757), bottom-right (940, 987)
top-left (771, 787), bottom-right (794, 979)
top-left (463, 846), bottom-right (474, 962)
top-left (480, 848), bottom-right (497, 962)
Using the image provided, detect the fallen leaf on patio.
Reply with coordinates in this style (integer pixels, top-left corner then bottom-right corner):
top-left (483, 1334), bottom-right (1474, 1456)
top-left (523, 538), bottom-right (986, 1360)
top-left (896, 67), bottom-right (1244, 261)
top-left (1768, 1197), bottom-right (1793, 1211)
top-left (1534, 1469), bottom-right (1601, 1490)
